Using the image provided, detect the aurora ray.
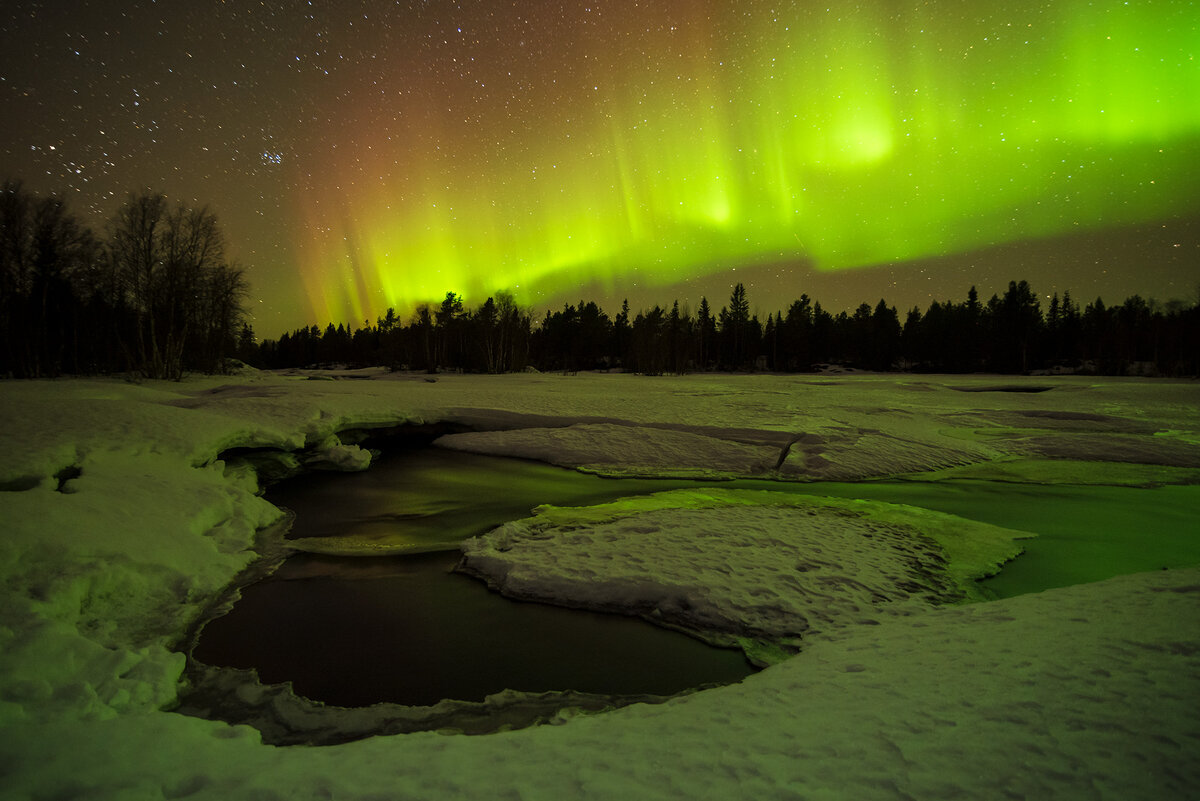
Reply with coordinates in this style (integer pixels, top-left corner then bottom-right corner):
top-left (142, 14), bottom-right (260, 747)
top-left (288, 0), bottom-right (1198, 324)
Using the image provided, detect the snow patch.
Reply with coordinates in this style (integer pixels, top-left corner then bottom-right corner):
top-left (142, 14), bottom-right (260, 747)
top-left (1013, 432), bottom-right (1200, 467)
top-left (437, 423), bottom-right (781, 477)
top-left (461, 489), bottom-right (1031, 660)
top-left (779, 428), bottom-right (991, 480)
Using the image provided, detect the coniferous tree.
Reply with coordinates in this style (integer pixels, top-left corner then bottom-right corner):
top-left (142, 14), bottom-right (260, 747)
top-left (474, 296), bottom-right (500, 373)
top-left (1059, 290), bottom-right (1081, 364)
top-left (695, 296), bottom-right (715, 370)
top-left (985, 280), bottom-right (1041, 372)
top-left (234, 322), bottom-right (256, 363)
top-left (780, 294), bottom-right (813, 370)
top-left (630, 305), bottom-right (667, 374)
top-left (233, 278), bottom-right (1199, 378)
top-left (762, 312), bottom-right (778, 370)
top-left (414, 304), bottom-right (435, 372)
top-left (665, 300), bottom-right (692, 374)
top-left (811, 301), bottom-right (833, 364)
top-left (846, 302), bottom-right (874, 366)
top-left (612, 298), bottom-right (631, 368)
top-left (435, 292), bottom-right (465, 370)
top-left (960, 285), bottom-right (983, 370)
top-left (747, 313), bottom-right (763, 369)
top-left (1115, 295), bottom-right (1154, 369)
top-left (723, 282), bottom-right (750, 369)
top-left (871, 299), bottom-right (902, 371)
top-left (577, 300), bottom-right (612, 370)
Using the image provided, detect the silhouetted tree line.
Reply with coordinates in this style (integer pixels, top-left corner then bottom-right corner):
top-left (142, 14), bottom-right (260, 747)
top-left (254, 279), bottom-right (1200, 377)
top-left (254, 290), bottom-right (533, 374)
top-left (1, 181), bottom-right (248, 379)
top-left (9, 177), bottom-right (1192, 380)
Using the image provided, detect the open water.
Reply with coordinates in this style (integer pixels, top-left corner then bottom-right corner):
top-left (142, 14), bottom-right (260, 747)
top-left (193, 447), bottom-right (1200, 707)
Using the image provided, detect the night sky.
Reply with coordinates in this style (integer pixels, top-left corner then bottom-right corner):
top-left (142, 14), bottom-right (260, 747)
top-left (2, 1), bottom-right (1198, 335)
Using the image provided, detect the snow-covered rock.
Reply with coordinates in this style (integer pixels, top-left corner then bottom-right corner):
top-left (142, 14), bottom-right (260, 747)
top-left (302, 433), bottom-right (373, 471)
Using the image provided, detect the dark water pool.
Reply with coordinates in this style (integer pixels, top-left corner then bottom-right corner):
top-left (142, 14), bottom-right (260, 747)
top-left (193, 450), bottom-right (760, 708)
top-left (193, 550), bottom-right (753, 707)
top-left (264, 447), bottom-right (721, 552)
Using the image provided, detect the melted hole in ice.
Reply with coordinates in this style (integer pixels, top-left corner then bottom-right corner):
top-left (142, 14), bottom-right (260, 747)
top-left (185, 446), bottom-right (757, 740)
top-left (186, 440), bottom-right (1200, 742)
top-left (191, 550), bottom-right (754, 711)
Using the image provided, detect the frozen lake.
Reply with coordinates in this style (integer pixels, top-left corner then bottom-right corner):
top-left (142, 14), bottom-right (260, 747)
top-left (6, 372), bottom-right (1198, 798)
top-left (193, 446), bottom-right (1200, 708)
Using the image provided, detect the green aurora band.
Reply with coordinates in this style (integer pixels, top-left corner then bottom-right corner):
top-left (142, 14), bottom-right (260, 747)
top-left (295, 1), bottom-right (1200, 325)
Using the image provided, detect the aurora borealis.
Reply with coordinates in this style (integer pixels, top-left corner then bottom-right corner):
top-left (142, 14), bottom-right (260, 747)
top-left (3, 1), bottom-right (1198, 332)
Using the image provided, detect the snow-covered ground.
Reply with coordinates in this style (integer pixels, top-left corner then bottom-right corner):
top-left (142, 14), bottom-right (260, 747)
top-left (1, 370), bottom-right (1198, 799)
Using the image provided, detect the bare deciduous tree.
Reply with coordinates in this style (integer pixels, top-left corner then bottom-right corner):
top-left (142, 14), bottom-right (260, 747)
top-left (107, 192), bottom-right (243, 378)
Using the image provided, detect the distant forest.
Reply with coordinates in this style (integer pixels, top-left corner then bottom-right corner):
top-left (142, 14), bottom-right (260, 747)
top-left (258, 280), bottom-right (1200, 378)
top-left (3, 181), bottom-right (1198, 379)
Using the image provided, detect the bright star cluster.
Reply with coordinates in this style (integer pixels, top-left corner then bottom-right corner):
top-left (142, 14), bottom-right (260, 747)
top-left (2, 1), bottom-right (1197, 332)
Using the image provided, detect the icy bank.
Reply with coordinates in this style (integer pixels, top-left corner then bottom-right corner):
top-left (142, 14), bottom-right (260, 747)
top-left (460, 488), bottom-right (1032, 661)
top-left (436, 422), bottom-right (784, 478)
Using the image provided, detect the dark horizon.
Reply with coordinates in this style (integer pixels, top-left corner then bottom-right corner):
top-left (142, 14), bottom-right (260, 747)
top-left (252, 278), bottom-right (1200, 379)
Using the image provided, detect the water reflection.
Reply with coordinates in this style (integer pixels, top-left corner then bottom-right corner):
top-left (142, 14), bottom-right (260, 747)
top-left (194, 550), bottom-right (754, 708)
top-left (267, 448), bottom-right (706, 553)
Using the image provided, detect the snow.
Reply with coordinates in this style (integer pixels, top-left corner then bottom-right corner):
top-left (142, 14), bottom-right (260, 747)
top-left (302, 433), bottom-right (374, 471)
top-left (460, 488), bottom-right (1031, 660)
top-left (1, 371), bottom-right (1198, 799)
top-left (436, 422), bottom-right (783, 477)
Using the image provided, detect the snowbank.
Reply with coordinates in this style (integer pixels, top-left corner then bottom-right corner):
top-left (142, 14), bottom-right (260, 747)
top-left (0, 448), bottom-right (281, 728)
top-left (0, 371), bottom-right (1197, 799)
